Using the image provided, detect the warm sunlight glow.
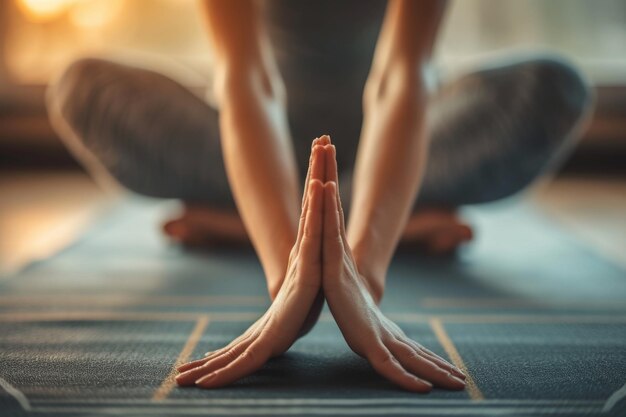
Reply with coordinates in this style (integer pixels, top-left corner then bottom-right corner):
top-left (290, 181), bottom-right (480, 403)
top-left (69, 0), bottom-right (123, 29)
top-left (17, 0), bottom-right (75, 21)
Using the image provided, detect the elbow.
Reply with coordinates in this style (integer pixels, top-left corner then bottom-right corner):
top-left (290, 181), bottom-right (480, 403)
top-left (363, 60), bottom-right (428, 112)
top-left (214, 61), bottom-right (286, 107)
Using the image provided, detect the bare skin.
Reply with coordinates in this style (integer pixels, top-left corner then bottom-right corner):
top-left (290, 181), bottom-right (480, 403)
top-left (177, 141), bottom-right (466, 391)
top-left (184, 0), bottom-right (464, 300)
top-left (176, 144), bottom-right (327, 389)
top-left (174, 0), bottom-right (470, 392)
top-left (163, 206), bottom-right (473, 255)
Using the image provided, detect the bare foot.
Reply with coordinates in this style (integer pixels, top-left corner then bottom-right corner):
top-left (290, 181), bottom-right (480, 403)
top-left (162, 204), bottom-right (249, 248)
top-left (400, 208), bottom-right (473, 255)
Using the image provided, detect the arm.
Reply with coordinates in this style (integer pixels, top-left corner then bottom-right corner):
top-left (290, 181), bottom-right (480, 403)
top-left (201, 0), bottom-right (299, 297)
top-left (347, 0), bottom-right (447, 301)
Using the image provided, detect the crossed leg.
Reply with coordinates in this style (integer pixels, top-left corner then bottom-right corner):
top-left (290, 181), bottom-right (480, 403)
top-left (48, 56), bottom-right (590, 254)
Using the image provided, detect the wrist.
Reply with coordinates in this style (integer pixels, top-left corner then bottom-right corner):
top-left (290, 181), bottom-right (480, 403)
top-left (353, 250), bottom-right (386, 305)
top-left (264, 234), bottom-right (296, 300)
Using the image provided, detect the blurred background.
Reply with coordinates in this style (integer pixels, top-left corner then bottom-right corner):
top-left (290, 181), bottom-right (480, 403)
top-left (1, 0), bottom-right (625, 274)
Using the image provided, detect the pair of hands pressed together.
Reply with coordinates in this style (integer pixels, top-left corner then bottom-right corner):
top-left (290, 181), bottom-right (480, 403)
top-left (176, 136), bottom-right (466, 393)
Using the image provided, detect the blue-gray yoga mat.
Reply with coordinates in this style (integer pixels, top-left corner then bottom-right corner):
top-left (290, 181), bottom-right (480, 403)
top-left (1, 197), bottom-right (625, 417)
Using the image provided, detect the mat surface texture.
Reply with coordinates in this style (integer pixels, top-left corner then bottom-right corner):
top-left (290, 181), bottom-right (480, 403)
top-left (1, 199), bottom-right (625, 417)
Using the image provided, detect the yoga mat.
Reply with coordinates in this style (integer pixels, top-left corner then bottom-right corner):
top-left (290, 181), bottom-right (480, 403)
top-left (1, 197), bottom-right (625, 417)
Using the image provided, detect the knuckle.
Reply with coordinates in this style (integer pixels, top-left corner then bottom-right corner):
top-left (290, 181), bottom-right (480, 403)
top-left (394, 342), bottom-right (417, 358)
top-left (241, 345), bottom-right (266, 364)
top-left (239, 349), bottom-right (256, 362)
top-left (223, 348), bottom-right (239, 362)
top-left (302, 229), bottom-right (321, 241)
top-left (368, 347), bottom-right (394, 366)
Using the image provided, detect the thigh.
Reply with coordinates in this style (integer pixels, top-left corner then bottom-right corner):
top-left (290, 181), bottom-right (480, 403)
top-left (417, 55), bottom-right (592, 207)
top-left (48, 58), bottom-right (235, 208)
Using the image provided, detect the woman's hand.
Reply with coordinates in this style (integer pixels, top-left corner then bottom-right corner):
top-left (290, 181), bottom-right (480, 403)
top-left (320, 142), bottom-right (467, 393)
top-left (175, 143), bottom-right (327, 389)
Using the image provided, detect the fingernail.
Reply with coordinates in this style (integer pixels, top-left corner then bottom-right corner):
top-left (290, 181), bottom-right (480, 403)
top-left (451, 365), bottom-right (465, 375)
top-left (195, 372), bottom-right (216, 385)
top-left (449, 374), bottom-right (466, 386)
top-left (416, 379), bottom-right (432, 390)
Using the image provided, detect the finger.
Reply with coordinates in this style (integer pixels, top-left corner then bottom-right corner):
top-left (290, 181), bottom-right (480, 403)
top-left (198, 330), bottom-right (255, 361)
top-left (195, 340), bottom-right (271, 388)
top-left (368, 346), bottom-right (433, 393)
top-left (301, 137), bottom-right (321, 208)
top-left (400, 335), bottom-right (465, 378)
top-left (324, 145), bottom-right (339, 184)
top-left (323, 182), bottom-right (343, 264)
top-left (387, 340), bottom-right (465, 390)
top-left (295, 147), bottom-right (324, 252)
top-left (183, 328), bottom-right (260, 372)
top-left (300, 145), bottom-right (324, 226)
top-left (207, 314), bottom-right (272, 358)
top-left (176, 317), bottom-right (269, 381)
top-left (317, 134), bottom-right (331, 146)
top-left (299, 179), bottom-right (324, 263)
top-left (176, 357), bottom-right (212, 373)
top-left (324, 145), bottom-right (349, 241)
top-left (311, 145), bottom-right (326, 182)
top-left (409, 342), bottom-right (466, 380)
top-left (384, 319), bottom-right (463, 379)
top-left (176, 333), bottom-right (257, 386)
top-left (420, 351), bottom-right (466, 380)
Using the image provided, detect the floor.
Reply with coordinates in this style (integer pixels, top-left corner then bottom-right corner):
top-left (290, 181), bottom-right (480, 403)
top-left (0, 171), bottom-right (117, 276)
top-left (0, 170), bottom-right (625, 417)
top-left (1, 170), bottom-right (624, 276)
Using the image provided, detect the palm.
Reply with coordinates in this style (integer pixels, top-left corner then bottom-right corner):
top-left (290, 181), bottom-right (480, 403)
top-left (319, 140), bottom-right (467, 392)
top-left (175, 143), bottom-right (327, 389)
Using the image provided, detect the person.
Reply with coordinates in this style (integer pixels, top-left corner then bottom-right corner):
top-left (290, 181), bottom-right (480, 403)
top-left (46, 0), bottom-right (591, 391)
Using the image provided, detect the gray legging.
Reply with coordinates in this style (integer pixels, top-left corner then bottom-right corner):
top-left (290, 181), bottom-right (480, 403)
top-left (46, 53), bottom-right (591, 214)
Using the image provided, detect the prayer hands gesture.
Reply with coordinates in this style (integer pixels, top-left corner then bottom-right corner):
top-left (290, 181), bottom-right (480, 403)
top-left (177, 136), bottom-right (465, 392)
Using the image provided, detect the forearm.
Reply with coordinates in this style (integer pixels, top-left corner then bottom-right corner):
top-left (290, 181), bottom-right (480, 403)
top-left (217, 66), bottom-right (300, 298)
top-left (347, 67), bottom-right (428, 300)
top-left (347, 0), bottom-right (445, 301)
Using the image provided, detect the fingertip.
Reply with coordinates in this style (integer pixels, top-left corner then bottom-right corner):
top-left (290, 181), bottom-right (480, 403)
top-left (309, 179), bottom-right (323, 193)
top-left (163, 220), bottom-right (188, 240)
top-left (312, 144), bottom-right (323, 156)
top-left (175, 372), bottom-right (194, 386)
top-left (176, 358), bottom-right (206, 372)
top-left (326, 181), bottom-right (338, 201)
top-left (459, 224), bottom-right (473, 241)
top-left (318, 134), bottom-right (331, 145)
top-left (448, 374), bottom-right (467, 389)
top-left (194, 372), bottom-right (217, 388)
top-left (324, 144), bottom-right (337, 166)
top-left (414, 378), bottom-right (433, 393)
top-left (308, 180), bottom-right (324, 211)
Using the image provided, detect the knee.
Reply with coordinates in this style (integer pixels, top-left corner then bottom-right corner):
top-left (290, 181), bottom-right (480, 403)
top-left (530, 56), bottom-right (591, 115)
top-left (518, 56), bottom-right (593, 145)
top-left (47, 58), bottom-right (118, 131)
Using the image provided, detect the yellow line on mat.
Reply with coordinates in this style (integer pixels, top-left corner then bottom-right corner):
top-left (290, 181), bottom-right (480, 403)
top-left (429, 317), bottom-right (484, 401)
top-left (152, 314), bottom-right (210, 401)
